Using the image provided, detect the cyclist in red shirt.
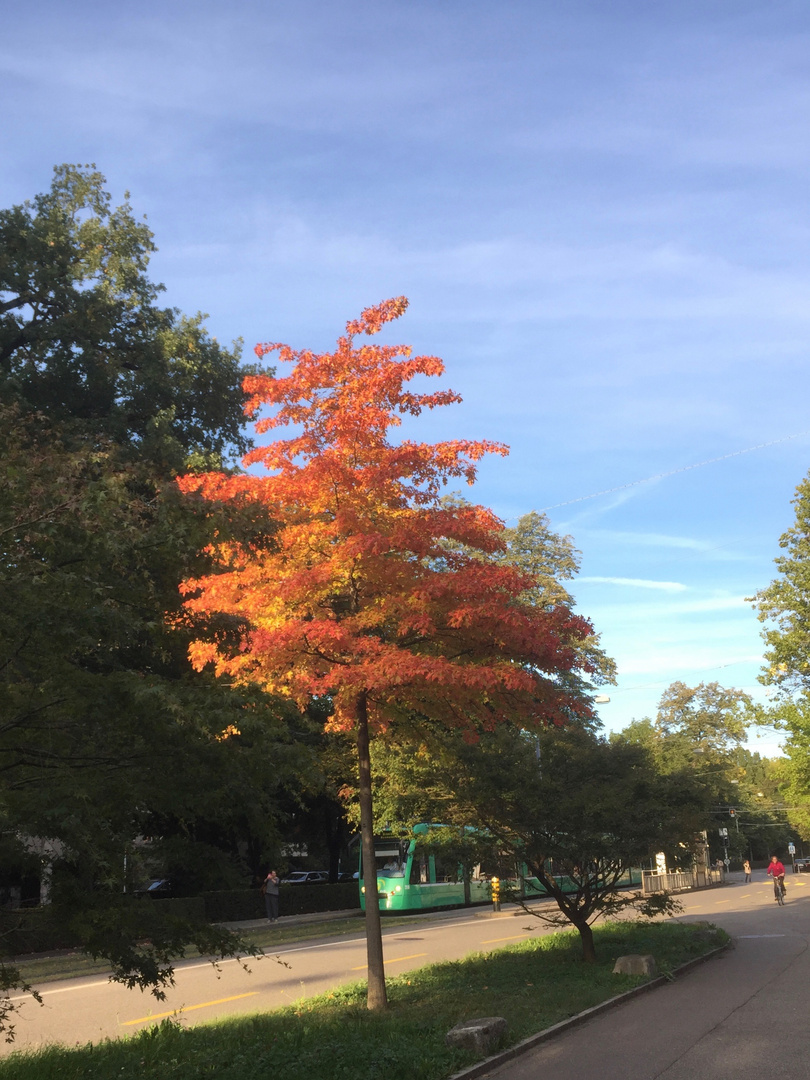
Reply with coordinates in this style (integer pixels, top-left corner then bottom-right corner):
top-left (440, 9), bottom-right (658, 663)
top-left (767, 855), bottom-right (786, 903)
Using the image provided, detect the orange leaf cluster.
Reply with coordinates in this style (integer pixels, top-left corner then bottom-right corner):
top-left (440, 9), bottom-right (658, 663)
top-left (179, 299), bottom-right (594, 735)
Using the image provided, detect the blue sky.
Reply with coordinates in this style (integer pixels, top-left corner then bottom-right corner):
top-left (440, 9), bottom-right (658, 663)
top-left (4, 1), bottom-right (810, 752)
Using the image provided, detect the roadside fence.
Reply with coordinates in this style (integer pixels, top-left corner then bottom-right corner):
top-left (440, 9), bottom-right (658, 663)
top-left (641, 867), bottom-right (725, 895)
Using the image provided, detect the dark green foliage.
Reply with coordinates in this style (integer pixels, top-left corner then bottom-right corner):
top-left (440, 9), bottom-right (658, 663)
top-left (0, 167), bottom-right (308, 1029)
top-left (754, 472), bottom-right (810, 698)
top-left (197, 884), bottom-right (361, 923)
top-left (372, 724), bottom-right (706, 960)
top-left (752, 477), bottom-right (810, 836)
top-left (0, 164), bottom-right (251, 473)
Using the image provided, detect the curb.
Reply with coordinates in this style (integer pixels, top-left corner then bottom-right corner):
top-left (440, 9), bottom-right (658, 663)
top-left (447, 940), bottom-right (731, 1080)
top-left (218, 908), bottom-right (362, 931)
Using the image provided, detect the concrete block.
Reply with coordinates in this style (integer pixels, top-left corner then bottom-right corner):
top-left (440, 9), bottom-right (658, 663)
top-left (612, 953), bottom-right (657, 976)
top-left (446, 1016), bottom-right (508, 1055)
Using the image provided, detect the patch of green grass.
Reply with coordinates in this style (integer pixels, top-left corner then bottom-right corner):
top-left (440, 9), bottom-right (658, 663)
top-left (0, 921), bottom-right (727, 1080)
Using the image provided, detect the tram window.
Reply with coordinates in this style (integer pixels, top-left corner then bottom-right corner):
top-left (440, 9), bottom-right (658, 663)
top-left (410, 853), bottom-right (429, 884)
top-left (480, 855), bottom-right (518, 880)
top-left (433, 852), bottom-right (460, 883)
top-left (374, 848), bottom-right (405, 877)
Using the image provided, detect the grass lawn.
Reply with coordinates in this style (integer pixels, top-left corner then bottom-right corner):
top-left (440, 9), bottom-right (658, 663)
top-left (1, 920), bottom-right (726, 1080)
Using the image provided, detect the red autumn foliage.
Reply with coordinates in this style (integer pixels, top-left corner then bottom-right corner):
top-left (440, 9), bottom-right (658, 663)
top-left (178, 297), bottom-right (594, 735)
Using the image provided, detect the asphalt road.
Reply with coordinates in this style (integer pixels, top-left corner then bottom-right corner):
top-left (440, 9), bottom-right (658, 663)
top-left (3, 873), bottom-right (805, 1057)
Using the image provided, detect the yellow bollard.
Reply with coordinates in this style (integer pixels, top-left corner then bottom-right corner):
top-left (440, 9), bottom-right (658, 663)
top-left (491, 875), bottom-right (500, 912)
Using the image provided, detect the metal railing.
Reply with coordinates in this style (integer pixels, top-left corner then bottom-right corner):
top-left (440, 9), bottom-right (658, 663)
top-left (641, 867), bottom-right (725, 895)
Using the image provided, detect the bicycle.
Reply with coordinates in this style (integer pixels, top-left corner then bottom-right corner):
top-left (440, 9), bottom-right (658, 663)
top-left (773, 875), bottom-right (786, 905)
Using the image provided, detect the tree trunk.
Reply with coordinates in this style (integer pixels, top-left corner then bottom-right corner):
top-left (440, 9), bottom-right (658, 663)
top-left (356, 692), bottom-right (387, 1011)
top-left (574, 918), bottom-right (596, 963)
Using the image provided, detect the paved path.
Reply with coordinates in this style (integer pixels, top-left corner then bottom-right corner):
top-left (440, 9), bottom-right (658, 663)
top-left (484, 873), bottom-right (810, 1080)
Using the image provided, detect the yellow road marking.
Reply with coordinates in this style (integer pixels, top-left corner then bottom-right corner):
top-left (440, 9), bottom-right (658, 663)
top-left (714, 899), bottom-right (733, 905)
top-left (352, 952), bottom-right (427, 971)
top-left (123, 992), bottom-right (259, 1026)
top-left (481, 934), bottom-right (532, 943)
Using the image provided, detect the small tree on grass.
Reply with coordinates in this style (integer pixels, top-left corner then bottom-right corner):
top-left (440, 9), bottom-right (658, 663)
top-left (492, 727), bottom-right (701, 961)
top-left (372, 723), bottom-right (703, 962)
top-left (178, 298), bottom-right (596, 1009)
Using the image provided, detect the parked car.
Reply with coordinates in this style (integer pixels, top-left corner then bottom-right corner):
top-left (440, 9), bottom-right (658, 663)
top-left (280, 871), bottom-right (329, 885)
top-left (793, 858), bottom-right (810, 873)
top-left (337, 871), bottom-right (358, 883)
top-left (134, 879), bottom-right (174, 898)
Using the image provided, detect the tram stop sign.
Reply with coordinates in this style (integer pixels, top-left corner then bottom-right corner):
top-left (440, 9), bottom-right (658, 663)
top-left (789, 843), bottom-right (796, 855)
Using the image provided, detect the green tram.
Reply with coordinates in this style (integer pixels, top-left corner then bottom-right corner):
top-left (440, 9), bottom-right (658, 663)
top-left (358, 823), bottom-right (640, 913)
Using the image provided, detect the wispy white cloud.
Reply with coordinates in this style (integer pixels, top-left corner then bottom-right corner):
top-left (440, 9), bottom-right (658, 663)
top-left (615, 650), bottom-right (763, 678)
top-left (578, 576), bottom-right (687, 592)
top-left (579, 529), bottom-right (751, 557)
top-left (584, 595), bottom-right (751, 622)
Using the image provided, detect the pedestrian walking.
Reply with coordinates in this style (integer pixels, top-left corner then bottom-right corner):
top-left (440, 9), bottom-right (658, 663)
top-left (262, 869), bottom-right (280, 921)
top-left (743, 858), bottom-right (752, 883)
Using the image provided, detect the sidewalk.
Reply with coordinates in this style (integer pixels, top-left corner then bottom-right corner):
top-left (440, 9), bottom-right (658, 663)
top-left (219, 897), bottom-right (553, 933)
top-left (218, 907), bottom-right (362, 932)
top-left (478, 877), bottom-right (810, 1080)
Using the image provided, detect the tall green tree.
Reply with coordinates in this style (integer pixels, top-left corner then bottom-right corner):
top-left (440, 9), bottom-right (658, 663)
top-left (752, 475), bottom-right (810, 840)
top-left (612, 682), bottom-right (765, 865)
top-left (0, 163), bottom-right (250, 470)
top-left (613, 682), bottom-right (750, 794)
top-left (0, 166), bottom-right (296, 1033)
top-left (753, 474), bottom-right (810, 697)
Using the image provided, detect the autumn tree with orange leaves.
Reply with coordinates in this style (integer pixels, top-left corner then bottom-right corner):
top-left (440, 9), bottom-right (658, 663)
top-left (178, 298), bottom-right (596, 1011)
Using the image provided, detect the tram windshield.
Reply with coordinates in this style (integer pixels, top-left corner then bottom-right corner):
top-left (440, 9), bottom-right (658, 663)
top-left (372, 842), bottom-right (407, 877)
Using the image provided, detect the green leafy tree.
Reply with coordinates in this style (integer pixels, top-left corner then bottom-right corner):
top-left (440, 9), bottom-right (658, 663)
top-left (753, 474), bottom-right (810, 696)
top-left (372, 724), bottom-right (699, 961)
top-left (501, 727), bottom-right (698, 961)
top-left (0, 167), bottom-right (299, 1035)
top-left (751, 476), bottom-right (810, 842)
top-left (612, 683), bottom-right (768, 866)
top-left (0, 164), bottom-right (250, 470)
top-left (613, 682), bottom-right (750, 797)
top-left (499, 511), bottom-right (616, 690)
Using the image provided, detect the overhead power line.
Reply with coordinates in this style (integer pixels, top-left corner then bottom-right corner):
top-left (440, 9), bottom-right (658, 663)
top-left (540, 430), bottom-right (810, 513)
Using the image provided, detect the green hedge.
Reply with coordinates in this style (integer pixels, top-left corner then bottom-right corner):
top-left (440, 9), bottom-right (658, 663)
top-left (277, 881), bottom-right (360, 916)
top-left (201, 882), bottom-right (360, 922)
top-left (0, 907), bottom-right (82, 956)
top-left (0, 896), bottom-right (206, 958)
top-left (147, 896), bottom-right (206, 921)
top-left (201, 889), bottom-right (264, 922)
top-left (0, 885), bottom-right (361, 957)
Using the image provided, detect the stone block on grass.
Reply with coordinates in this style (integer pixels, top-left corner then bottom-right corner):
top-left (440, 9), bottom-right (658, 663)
top-left (446, 1016), bottom-right (508, 1055)
top-left (612, 953), bottom-right (657, 976)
